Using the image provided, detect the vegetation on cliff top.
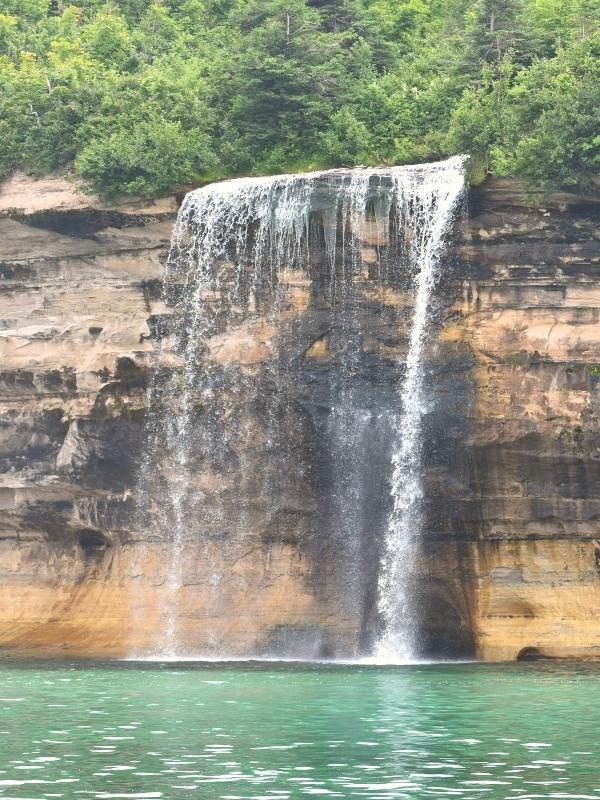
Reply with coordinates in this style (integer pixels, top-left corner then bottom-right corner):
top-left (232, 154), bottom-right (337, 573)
top-left (0, 0), bottom-right (599, 198)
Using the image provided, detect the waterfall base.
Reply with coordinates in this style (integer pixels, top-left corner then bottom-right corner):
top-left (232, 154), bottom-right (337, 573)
top-left (0, 535), bottom-right (474, 660)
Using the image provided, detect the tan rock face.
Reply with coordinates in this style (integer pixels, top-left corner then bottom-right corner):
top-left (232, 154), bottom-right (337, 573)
top-left (0, 174), bottom-right (599, 660)
top-left (448, 181), bottom-right (600, 660)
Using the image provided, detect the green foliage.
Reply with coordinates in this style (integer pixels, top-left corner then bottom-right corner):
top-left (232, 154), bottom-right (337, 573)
top-left (321, 106), bottom-right (373, 165)
top-left (449, 40), bottom-right (600, 188)
top-left (82, 9), bottom-right (134, 68)
top-left (0, 0), bottom-right (598, 198)
top-left (75, 115), bottom-right (217, 198)
top-left (505, 351), bottom-right (525, 367)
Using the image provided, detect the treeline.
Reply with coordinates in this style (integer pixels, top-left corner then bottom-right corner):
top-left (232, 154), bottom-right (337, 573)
top-left (1, 0), bottom-right (598, 198)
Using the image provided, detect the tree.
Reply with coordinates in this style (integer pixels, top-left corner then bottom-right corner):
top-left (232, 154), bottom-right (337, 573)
top-left (448, 38), bottom-right (600, 188)
top-left (465, 0), bottom-right (525, 65)
top-left (81, 8), bottom-right (134, 69)
top-left (321, 106), bottom-right (373, 165)
top-left (220, 0), bottom-right (348, 171)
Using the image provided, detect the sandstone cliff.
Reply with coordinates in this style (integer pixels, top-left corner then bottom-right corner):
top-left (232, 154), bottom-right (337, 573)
top-left (0, 171), bottom-right (598, 660)
top-left (453, 181), bottom-right (600, 660)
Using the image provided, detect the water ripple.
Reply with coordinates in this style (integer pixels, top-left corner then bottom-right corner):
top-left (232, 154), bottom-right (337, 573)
top-left (0, 662), bottom-right (598, 799)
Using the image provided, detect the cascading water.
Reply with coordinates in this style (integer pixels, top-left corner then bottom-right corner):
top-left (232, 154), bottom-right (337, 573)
top-left (140, 156), bottom-right (466, 660)
top-left (375, 163), bottom-right (467, 660)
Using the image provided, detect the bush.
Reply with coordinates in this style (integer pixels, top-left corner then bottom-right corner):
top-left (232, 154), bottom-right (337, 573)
top-left (75, 116), bottom-right (218, 198)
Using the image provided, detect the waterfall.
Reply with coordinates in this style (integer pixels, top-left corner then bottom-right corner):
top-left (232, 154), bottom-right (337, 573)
top-left (140, 156), bottom-right (466, 660)
top-left (375, 162), bottom-right (467, 660)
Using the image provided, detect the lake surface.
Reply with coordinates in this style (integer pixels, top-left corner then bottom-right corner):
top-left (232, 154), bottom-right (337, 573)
top-left (0, 660), bottom-right (597, 799)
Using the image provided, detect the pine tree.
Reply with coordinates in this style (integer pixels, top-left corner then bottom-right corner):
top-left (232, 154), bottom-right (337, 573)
top-left (468, 0), bottom-right (524, 64)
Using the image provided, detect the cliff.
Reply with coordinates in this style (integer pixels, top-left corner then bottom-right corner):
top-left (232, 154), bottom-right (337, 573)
top-left (0, 171), bottom-right (598, 660)
top-left (452, 181), bottom-right (600, 660)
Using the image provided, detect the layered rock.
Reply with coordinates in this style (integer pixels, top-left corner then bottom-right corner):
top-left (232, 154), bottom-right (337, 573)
top-left (451, 182), bottom-right (600, 660)
top-left (0, 171), bottom-right (598, 660)
top-left (0, 174), bottom-right (176, 656)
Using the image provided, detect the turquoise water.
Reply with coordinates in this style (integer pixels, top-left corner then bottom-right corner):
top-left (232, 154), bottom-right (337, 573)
top-left (0, 661), bottom-right (598, 799)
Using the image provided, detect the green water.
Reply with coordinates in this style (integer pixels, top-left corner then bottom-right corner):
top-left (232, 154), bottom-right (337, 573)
top-left (0, 661), bottom-right (597, 800)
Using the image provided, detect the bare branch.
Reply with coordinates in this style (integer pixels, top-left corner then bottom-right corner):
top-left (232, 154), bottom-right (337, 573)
top-left (27, 104), bottom-right (42, 128)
